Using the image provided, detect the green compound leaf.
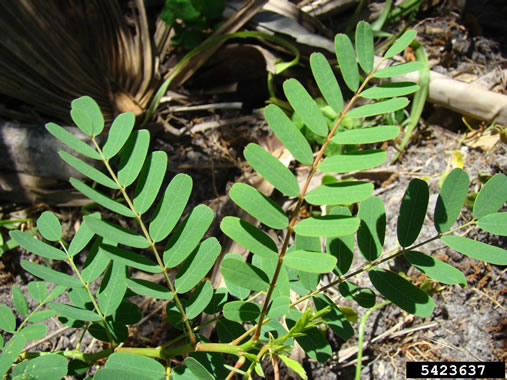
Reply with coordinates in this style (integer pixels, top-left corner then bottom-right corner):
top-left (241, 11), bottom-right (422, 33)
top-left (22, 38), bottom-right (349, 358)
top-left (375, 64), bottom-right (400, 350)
top-left (0, 335), bottom-right (27, 376)
top-left (305, 181), bottom-right (373, 205)
top-left (117, 129), bottom-right (150, 188)
top-left (100, 244), bottom-right (161, 273)
top-left (11, 353), bottom-right (68, 380)
top-left (335, 33), bottom-right (359, 91)
top-left (71, 96), bottom-right (104, 136)
top-left (220, 217), bottom-right (278, 260)
top-left (473, 173), bottom-right (507, 219)
top-left (27, 281), bottom-right (47, 303)
top-left (163, 204), bottom-right (214, 268)
top-left (105, 353), bottom-right (165, 380)
top-left (18, 324), bottom-right (47, 341)
top-left (373, 61), bottom-right (425, 78)
top-left (360, 82), bottom-right (420, 99)
top-left (184, 357), bottom-right (215, 380)
top-left (175, 238), bottom-right (221, 293)
top-left (46, 122), bottom-right (101, 160)
top-left (405, 251), bottom-right (466, 286)
top-left (348, 97), bottom-right (409, 118)
top-left (332, 125), bottom-right (400, 144)
top-left (21, 260), bottom-right (81, 287)
top-left (310, 52), bottom-right (344, 113)
top-left (12, 285), bottom-right (28, 317)
top-left (84, 216), bottom-right (150, 249)
top-left (133, 151), bottom-right (167, 215)
top-left (284, 78), bottom-right (328, 137)
top-left (36, 211), bottom-right (63, 242)
top-left (357, 196), bottom-right (386, 262)
top-left (278, 354), bottom-right (308, 380)
top-left (68, 213), bottom-right (100, 257)
top-left (369, 268), bottom-right (434, 317)
top-left (318, 150), bottom-right (387, 173)
top-left (284, 250), bottom-right (337, 273)
top-left (185, 281), bottom-right (213, 319)
top-left (397, 179), bottom-right (429, 248)
top-left (220, 258), bottom-right (270, 291)
top-left (10, 231), bottom-right (67, 260)
top-left (264, 104), bottom-right (314, 165)
top-left (81, 239), bottom-right (111, 283)
top-left (244, 143), bottom-right (300, 197)
top-left (59, 151), bottom-right (118, 189)
top-left (0, 304), bottom-right (16, 332)
top-left (223, 301), bottom-right (261, 322)
top-left (150, 174), bottom-right (192, 243)
top-left (70, 178), bottom-right (135, 218)
top-left (98, 261), bottom-right (127, 316)
top-left (126, 278), bottom-right (173, 300)
top-left (441, 235), bottom-right (507, 266)
top-left (102, 112), bottom-right (136, 159)
top-left (49, 302), bottom-right (102, 322)
top-left (229, 183), bottom-right (288, 229)
top-left (294, 215), bottom-right (360, 237)
top-left (355, 21), bottom-right (374, 73)
top-left (326, 206), bottom-right (354, 276)
top-left (478, 213), bottom-right (507, 236)
top-left (434, 168), bottom-right (470, 233)
top-left (384, 29), bottom-right (417, 59)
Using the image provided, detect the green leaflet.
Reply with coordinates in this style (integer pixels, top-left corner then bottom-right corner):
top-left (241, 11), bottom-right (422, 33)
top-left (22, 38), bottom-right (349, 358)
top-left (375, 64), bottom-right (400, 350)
top-left (318, 150), bottom-right (386, 173)
top-left (46, 123), bottom-right (101, 160)
top-left (473, 173), bottom-right (507, 219)
top-left (117, 129), bottom-right (150, 188)
top-left (94, 369), bottom-right (152, 380)
top-left (338, 281), bottom-right (376, 308)
top-left (185, 281), bottom-right (213, 319)
top-left (405, 251), bottom-right (466, 286)
top-left (284, 78), bottom-right (328, 137)
top-left (305, 181), bottom-right (373, 205)
top-left (149, 174), bottom-right (192, 243)
top-left (17, 324), bottom-right (47, 341)
top-left (369, 268), bottom-right (434, 317)
top-left (163, 204), bottom-right (214, 268)
top-left (477, 213), bottom-right (507, 236)
top-left (355, 21), bottom-right (374, 73)
top-left (347, 97), bottom-right (409, 118)
top-left (221, 255), bottom-right (250, 300)
top-left (264, 104), bottom-right (314, 165)
top-left (12, 285), bottom-right (28, 317)
top-left (220, 217), bottom-right (278, 260)
top-left (326, 206), bottom-right (354, 276)
top-left (84, 216), bottom-right (149, 249)
top-left (229, 183), bottom-right (288, 229)
top-left (98, 261), bottom-right (127, 316)
top-left (223, 301), bottom-right (261, 322)
top-left (373, 61), bottom-right (425, 78)
top-left (0, 335), bottom-right (27, 376)
top-left (36, 211), bottom-right (63, 242)
top-left (70, 107), bottom-right (93, 137)
top-left (81, 239), bottom-right (111, 283)
top-left (133, 151), bottom-right (168, 215)
top-left (294, 234), bottom-right (321, 291)
top-left (11, 353), bottom-right (68, 380)
top-left (204, 288), bottom-right (228, 315)
top-left (313, 294), bottom-right (354, 341)
top-left (105, 353), bottom-right (165, 380)
top-left (175, 238), bottom-right (221, 293)
top-left (59, 151), bottom-right (118, 189)
top-left (332, 125), bottom-right (400, 144)
top-left (100, 244), bottom-right (161, 273)
top-left (126, 278), bottom-right (174, 300)
top-left (220, 258), bottom-right (270, 291)
top-left (101, 112), bottom-right (136, 159)
top-left (357, 196), bottom-right (386, 262)
top-left (360, 82), bottom-right (420, 99)
top-left (310, 52), bottom-right (343, 113)
top-left (267, 296), bottom-right (290, 319)
top-left (70, 178), bottom-right (135, 218)
top-left (184, 357), bottom-right (215, 380)
top-left (10, 231), bottom-right (67, 260)
top-left (441, 235), bottom-right (507, 266)
top-left (49, 302), bottom-right (102, 322)
top-left (278, 355), bottom-right (307, 380)
top-left (28, 310), bottom-right (56, 323)
top-left (335, 33), bottom-right (359, 92)
top-left (294, 216), bottom-right (360, 237)
top-left (71, 96), bottom-right (104, 136)
top-left (434, 168), bottom-right (469, 233)
top-left (68, 213), bottom-right (100, 257)
top-left (284, 250), bottom-right (337, 273)
top-left (0, 304), bottom-right (16, 332)
top-left (244, 143), bottom-right (300, 197)
top-left (384, 29), bottom-right (417, 59)
top-left (397, 179), bottom-right (429, 247)
top-left (27, 281), bottom-right (47, 303)
top-left (21, 260), bottom-right (81, 287)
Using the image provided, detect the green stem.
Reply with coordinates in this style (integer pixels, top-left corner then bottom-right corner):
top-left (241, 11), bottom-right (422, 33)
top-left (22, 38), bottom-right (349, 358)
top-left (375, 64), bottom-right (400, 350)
top-left (21, 348), bottom-right (113, 363)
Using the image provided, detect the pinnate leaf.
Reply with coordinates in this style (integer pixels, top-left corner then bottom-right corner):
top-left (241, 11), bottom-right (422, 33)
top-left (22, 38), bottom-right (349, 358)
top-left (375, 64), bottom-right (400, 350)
top-left (384, 30), bottom-right (417, 58)
top-left (332, 125), bottom-right (400, 144)
top-left (477, 213), bottom-right (507, 236)
top-left (473, 173), bottom-right (507, 219)
top-left (46, 122), bottom-right (101, 160)
top-left (221, 258), bottom-right (270, 291)
top-left (117, 130), bottom-right (150, 187)
top-left (10, 230), bottom-right (67, 260)
top-left (310, 52), bottom-right (343, 113)
top-left (84, 216), bottom-right (149, 248)
top-left (405, 251), bottom-right (466, 286)
top-left (318, 150), bottom-right (387, 173)
top-left (373, 61), bottom-right (424, 78)
top-left (305, 181), bottom-right (373, 205)
top-left (397, 179), bottom-right (429, 247)
top-left (355, 21), bottom-right (374, 73)
top-left (284, 250), bottom-right (337, 273)
top-left (335, 33), bottom-right (359, 91)
top-left (101, 112), bottom-right (136, 159)
top-left (294, 215), bottom-right (360, 237)
top-left (441, 235), bottom-right (507, 265)
top-left (21, 260), bottom-right (81, 287)
top-left (434, 168), bottom-right (469, 233)
top-left (348, 97), bottom-right (409, 118)
top-left (133, 151), bottom-right (167, 215)
top-left (59, 151), bottom-right (118, 189)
